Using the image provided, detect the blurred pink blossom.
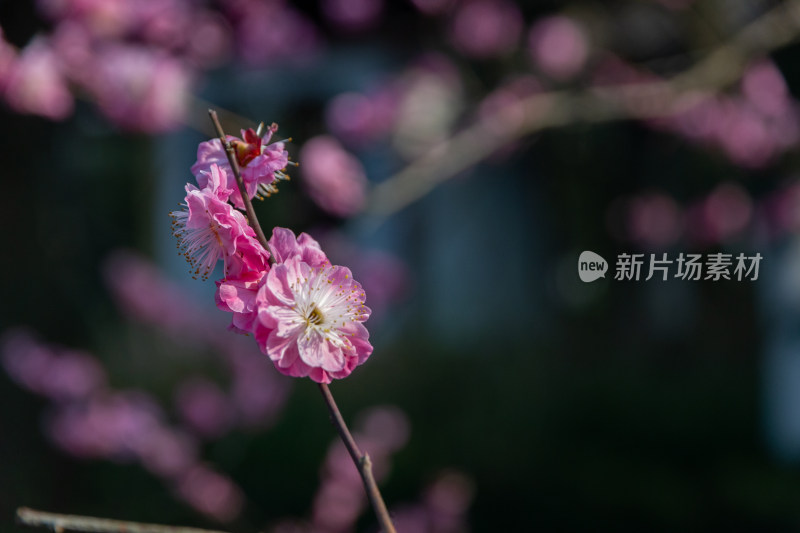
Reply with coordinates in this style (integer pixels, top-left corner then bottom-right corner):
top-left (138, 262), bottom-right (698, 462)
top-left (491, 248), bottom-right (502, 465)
top-left (387, 471), bottom-right (475, 533)
top-left (84, 44), bottom-right (191, 132)
top-left (390, 505), bottom-right (431, 533)
top-left (325, 85), bottom-right (402, 146)
top-left (175, 378), bottom-right (235, 439)
top-left (714, 100), bottom-right (776, 168)
top-left (627, 193), bottom-right (683, 247)
top-left (300, 135), bottom-right (368, 217)
top-left (38, 0), bottom-right (212, 53)
top-left (103, 250), bottom-right (213, 337)
top-left (760, 180), bottom-right (800, 237)
top-left (37, 0), bottom-right (132, 39)
top-left (594, 56), bottom-right (799, 169)
top-left (1, 325), bottom-right (252, 522)
top-left (3, 37), bottom-right (73, 120)
top-left (225, 343), bottom-right (291, 428)
top-left (742, 60), bottom-right (792, 118)
top-left (184, 11), bottom-right (232, 68)
top-left (0, 29), bottom-right (17, 91)
top-left (45, 392), bottom-right (163, 460)
top-left (424, 471), bottom-right (475, 533)
top-left (701, 183), bottom-right (753, 242)
top-left (410, 0), bottom-right (456, 15)
top-left (49, 21), bottom-right (94, 82)
top-left (104, 249), bottom-right (292, 431)
top-left (136, 425), bottom-right (198, 477)
top-left (528, 15), bottom-right (589, 81)
top-left (356, 405), bottom-right (410, 451)
top-left (131, 0), bottom-right (193, 50)
top-left (449, 0), bottom-right (523, 58)
top-left (175, 464), bottom-right (244, 522)
top-left (312, 478), bottom-right (365, 532)
top-left (1, 329), bottom-right (106, 401)
top-left (322, 0), bottom-right (383, 31)
top-left (312, 406), bottom-right (410, 532)
top-left (225, 0), bottom-right (319, 67)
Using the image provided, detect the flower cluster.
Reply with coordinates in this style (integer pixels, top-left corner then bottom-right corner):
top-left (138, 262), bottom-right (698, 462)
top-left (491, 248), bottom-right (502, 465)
top-left (172, 129), bottom-right (373, 383)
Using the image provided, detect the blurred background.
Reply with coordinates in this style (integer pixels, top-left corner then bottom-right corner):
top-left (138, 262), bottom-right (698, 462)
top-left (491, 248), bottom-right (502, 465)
top-left (2, 0), bottom-right (800, 531)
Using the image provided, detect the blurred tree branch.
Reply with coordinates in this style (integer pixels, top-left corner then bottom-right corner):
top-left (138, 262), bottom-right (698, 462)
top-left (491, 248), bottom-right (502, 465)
top-left (365, 0), bottom-right (800, 219)
top-left (16, 508), bottom-right (231, 533)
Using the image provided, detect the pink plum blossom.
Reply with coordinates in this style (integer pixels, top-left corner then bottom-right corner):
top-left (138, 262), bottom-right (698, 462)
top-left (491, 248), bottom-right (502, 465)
top-left (192, 126), bottom-right (291, 209)
top-left (299, 135), bottom-right (368, 217)
top-left (253, 234), bottom-right (372, 383)
top-left (216, 227), bottom-right (325, 335)
top-left (216, 269), bottom-right (266, 334)
top-left (268, 226), bottom-right (328, 265)
top-left (170, 164), bottom-right (269, 280)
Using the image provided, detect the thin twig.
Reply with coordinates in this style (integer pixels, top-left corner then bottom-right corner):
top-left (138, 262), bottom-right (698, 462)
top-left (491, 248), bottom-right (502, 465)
top-left (206, 110), bottom-right (397, 533)
top-left (207, 109), bottom-right (273, 260)
top-left (318, 383), bottom-right (397, 533)
top-left (16, 508), bottom-right (230, 533)
top-left (365, 0), bottom-right (800, 220)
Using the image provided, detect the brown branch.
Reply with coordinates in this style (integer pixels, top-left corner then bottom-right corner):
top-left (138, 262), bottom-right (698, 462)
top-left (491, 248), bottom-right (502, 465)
top-left (365, 0), bottom-right (800, 220)
top-left (207, 109), bottom-right (273, 261)
top-left (205, 111), bottom-right (396, 533)
top-left (318, 383), bottom-right (397, 533)
top-left (16, 508), bottom-right (230, 533)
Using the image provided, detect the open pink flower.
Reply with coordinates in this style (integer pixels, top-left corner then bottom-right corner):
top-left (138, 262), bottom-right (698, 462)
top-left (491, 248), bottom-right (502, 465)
top-left (170, 164), bottom-right (268, 280)
top-left (218, 227), bottom-right (325, 335)
top-left (254, 253), bottom-right (372, 384)
top-left (191, 126), bottom-right (290, 209)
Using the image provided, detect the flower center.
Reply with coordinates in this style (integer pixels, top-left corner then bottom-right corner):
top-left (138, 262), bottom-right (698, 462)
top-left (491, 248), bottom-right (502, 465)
top-left (307, 305), bottom-right (324, 326)
top-left (232, 128), bottom-right (263, 167)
